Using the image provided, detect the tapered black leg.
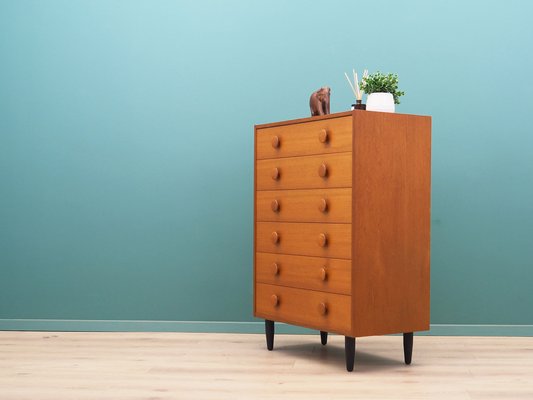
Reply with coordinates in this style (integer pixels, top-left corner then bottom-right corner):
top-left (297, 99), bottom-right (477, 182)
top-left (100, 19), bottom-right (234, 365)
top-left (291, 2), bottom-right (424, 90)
top-left (345, 336), bottom-right (355, 372)
top-left (403, 332), bottom-right (413, 365)
top-left (320, 331), bottom-right (328, 345)
top-left (265, 320), bottom-right (275, 351)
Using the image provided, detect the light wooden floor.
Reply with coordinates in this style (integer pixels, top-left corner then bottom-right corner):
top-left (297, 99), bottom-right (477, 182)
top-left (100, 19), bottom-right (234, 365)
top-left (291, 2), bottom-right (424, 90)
top-left (0, 332), bottom-right (532, 399)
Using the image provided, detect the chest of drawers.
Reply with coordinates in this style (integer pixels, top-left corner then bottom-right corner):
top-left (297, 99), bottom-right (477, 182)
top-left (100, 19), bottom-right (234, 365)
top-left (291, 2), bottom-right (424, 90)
top-left (254, 110), bottom-right (431, 371)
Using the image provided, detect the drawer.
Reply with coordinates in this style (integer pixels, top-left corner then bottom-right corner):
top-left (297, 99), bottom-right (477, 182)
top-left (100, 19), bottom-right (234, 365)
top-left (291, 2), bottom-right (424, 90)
top-left (256, 222), bottom-right (351, 259)
top-left (256, 116), bottom-right (352, 159)
top-left (256, 252), bottom-right (351, 295)
top-left (255, 283), bottom-right (351, 335)
top-left (256, 188), bottom-right (351, 223)
top-left (256, 152), bottom-right (352, 191)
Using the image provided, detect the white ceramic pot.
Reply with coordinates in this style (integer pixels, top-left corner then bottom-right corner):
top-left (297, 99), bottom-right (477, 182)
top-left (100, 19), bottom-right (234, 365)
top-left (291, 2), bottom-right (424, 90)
top-left (366, 92), bottom-right (395, 113)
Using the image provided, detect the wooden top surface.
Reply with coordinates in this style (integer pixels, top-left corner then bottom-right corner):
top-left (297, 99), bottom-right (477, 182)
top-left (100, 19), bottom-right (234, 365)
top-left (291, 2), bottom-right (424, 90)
top-left (254, 110), bottom-right (431, 130)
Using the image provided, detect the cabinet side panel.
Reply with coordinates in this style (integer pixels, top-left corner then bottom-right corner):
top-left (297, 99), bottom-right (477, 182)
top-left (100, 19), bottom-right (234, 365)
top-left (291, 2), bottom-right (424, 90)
top-left (353, 112), bottom-right (431, 337)
top-left (254, 126), bottom-right (258, 317)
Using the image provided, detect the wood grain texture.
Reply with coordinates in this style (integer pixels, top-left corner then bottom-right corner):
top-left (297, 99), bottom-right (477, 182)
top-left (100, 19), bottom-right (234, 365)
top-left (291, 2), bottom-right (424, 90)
top-left (255, 283), bottom-right (351, 335)
top-left (254, 110), bottom-right (431, 348)
top-left (255, 111), bottom-right (352, 130)
top-left (1, 332), bottom-right (532, 399)
top-left (256, 222), bottom-right (351, 259)
top-left (255, 252), bottom-right (351, 295)
top-left (256, 115), bottom-right (352, 159)
top-left (256, 152), bottom-right (352, 191)
top-left (256, 188), bottom-right (351, 223)
top-left (352, 111), bottom-right (431, 337)
top-left (253, 125), bottom-right (258, 316)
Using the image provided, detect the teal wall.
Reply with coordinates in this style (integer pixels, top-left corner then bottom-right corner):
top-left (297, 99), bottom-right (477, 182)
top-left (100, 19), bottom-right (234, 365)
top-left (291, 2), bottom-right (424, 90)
top-left (1, 0), bottom-right (532, 333)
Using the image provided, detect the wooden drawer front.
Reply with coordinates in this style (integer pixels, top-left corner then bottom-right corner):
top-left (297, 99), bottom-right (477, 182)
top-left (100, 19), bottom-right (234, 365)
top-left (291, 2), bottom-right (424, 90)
top-left (256, 283), bottom-right (351, 334)
top-left (256, 152), bottom-right (352, 191)
top-left (256, 116), bottom-right (352, 159)
top-left (256, 188), bottom-right (351, 223)
top-left (256, 252), bottom-right (351, 295)
top-left (256, 222), bottom-right (351, 259)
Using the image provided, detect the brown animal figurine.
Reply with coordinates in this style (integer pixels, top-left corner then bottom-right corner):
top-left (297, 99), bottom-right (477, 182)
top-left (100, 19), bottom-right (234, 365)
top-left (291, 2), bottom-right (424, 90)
top-left (309, 86), bottom-right (330, 116)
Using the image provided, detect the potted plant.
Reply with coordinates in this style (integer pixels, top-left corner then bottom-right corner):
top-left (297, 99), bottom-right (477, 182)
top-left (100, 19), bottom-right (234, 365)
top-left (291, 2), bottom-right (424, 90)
top-left (361, 71), bottom-right (404, 113)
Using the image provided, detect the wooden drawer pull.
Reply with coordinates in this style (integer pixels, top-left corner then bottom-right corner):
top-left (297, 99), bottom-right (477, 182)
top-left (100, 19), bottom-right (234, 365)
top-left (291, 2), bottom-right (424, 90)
top-left (271, 231), bottom-right (280, 244)
top-left (320, 267), bottom-right (328, 281)
top-left (271, 294), bottom-right (279, 307)
top-left (318, 302), bottom-right (328, 315)
top-left (318, 198), bottom-right (328, 213)
top-left (318, 233), bottom-right (328, 247)
top-left (318, 162), bottom-right (328, 178)
top-left (271, 167), bottom-right (280, 180)
top-left (318, 129), bottom-right (329, 143)
top-left (272, 262), bottom-right (280, 276)
top-left (271, 199), bottom-right (280, 212)
top-left (271, 135), bottom-right (280, 149)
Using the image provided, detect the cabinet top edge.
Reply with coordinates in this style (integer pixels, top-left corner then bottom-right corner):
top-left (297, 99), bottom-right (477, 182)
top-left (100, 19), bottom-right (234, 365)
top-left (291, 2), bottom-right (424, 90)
top-left (254, 110), bottom-right (431, 130)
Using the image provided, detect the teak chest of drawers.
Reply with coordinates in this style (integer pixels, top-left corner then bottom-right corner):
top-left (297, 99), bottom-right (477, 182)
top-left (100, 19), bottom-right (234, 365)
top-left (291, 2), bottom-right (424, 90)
top-left (253, 110), bottom-right (431, 371)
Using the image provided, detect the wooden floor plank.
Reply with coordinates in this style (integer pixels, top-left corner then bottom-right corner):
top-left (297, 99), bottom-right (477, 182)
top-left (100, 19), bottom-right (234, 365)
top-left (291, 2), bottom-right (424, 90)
top-left (0, 332), bottom-right (532, 399)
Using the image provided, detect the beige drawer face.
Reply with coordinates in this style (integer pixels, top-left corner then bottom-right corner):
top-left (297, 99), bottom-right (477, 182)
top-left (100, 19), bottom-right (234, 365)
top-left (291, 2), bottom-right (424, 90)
top-left (256, 188), bottom-right (351, 223)
top-left (256, 152), bottom-right (352, 191)
top-left (256, 116), bottom-right (352, 160)
top-left (256, 252), bottom-right (351, 295)
top-left (255, 283), bottom-right (351, 335)
top-left (256, 222), bottom-right (351, 259)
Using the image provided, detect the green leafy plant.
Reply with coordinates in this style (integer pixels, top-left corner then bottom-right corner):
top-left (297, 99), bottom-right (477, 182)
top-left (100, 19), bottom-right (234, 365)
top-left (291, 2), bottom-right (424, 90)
top-left (361, 71), bottom-right (405, 104)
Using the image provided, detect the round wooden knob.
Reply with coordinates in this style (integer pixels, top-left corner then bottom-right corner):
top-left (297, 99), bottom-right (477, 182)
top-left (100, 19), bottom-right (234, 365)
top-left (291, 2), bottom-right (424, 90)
top-left (318, 129), bottom-right (329, 143)
top-left (271, 294), bottom-right (279, 307)
top-left (271, 167), bottom-right (280, 180)
top-left (320, 267), bottom-right (328, 281)
top-left (318, 302), bottom-right (328, 315)
top-left (271, 231), bottom-right (280, 244)
top-left (318, 198), bottom-right (328, 213)
top-left (272, 262), bottom-right (280, 276)
top-left (271, 199), bottom-right (280, 212)
top-left (271, 136), bottom-right (280, 149)
top-left (318, 162), bottom-right (328, 178)
top-left (318, 233), bottom-right (328, 247)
